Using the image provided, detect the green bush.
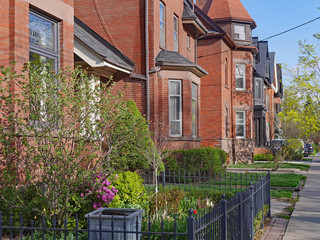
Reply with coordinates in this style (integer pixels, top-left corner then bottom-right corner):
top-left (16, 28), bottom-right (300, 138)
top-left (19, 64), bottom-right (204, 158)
top-left (291, 153), bottom-right (304, 161)
top-left (109, 171), bottom-right (148, 208)
top-left (165, 147), bottom-right (227, 174)
top-left (254, 154), bottom-right (274, 162)
top-left (109, 100), bottom-right (152, 171)
top-left (312, 143), bottom-right (320, 154)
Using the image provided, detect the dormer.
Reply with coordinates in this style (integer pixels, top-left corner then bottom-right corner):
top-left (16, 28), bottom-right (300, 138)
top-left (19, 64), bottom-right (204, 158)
top-left (196, 0), bottom-right (256, 44)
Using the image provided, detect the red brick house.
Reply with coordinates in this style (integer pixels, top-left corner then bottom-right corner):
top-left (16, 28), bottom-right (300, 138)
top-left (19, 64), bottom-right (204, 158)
top-left (75, 0), bottom-right (208, 149)
top-left (195, 0), bottom-right (258, 163)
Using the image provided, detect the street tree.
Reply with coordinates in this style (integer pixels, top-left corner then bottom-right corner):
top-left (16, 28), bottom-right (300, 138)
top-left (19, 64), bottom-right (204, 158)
top-left (279, 34), bottom-right (320, 138)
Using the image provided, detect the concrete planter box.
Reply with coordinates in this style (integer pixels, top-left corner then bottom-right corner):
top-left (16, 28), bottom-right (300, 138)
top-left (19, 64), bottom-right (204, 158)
top-left (85, 208), bottom-right (144, 240)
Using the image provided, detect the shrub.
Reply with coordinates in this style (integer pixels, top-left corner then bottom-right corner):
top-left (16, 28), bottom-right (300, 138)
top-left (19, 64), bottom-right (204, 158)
top-left (254, 154), bottom-right (274, 162)
top-left (165, 147), bottom-right (227, 174)
top-left (109, 100), bottom-right (151, 171)
top-left (109, 171), bottom-right (148, 208)
top-left (148, 188), bottom-right (185, 216)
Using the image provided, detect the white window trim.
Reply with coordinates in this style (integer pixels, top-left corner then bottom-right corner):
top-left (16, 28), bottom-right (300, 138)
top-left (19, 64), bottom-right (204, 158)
top-left (234, 25), bottom-right (246, 40)
top-left (235, 64), bottom-right (246, 90)
top-left (169, 80), bottom-right (182, 137)
top-left (191, 83), bottom-right (197, 137)
top-left (236, 111), bottom-right (246, 139)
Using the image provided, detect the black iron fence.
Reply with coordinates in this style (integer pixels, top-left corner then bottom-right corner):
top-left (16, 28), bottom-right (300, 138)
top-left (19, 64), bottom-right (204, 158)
top-left (0, 172), bottom-right (270, 240)
top-left (142, 170), bottom-right (266, 193)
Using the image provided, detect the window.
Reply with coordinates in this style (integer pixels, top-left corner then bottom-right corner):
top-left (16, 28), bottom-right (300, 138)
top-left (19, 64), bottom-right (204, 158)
top-left (236, 111), bottom-right (246, 138)
top-left (29, 11), bottom-right (59, 127)
top-left (174, 15), bottom-right (178, 51)
top-left (192, 84), bottom-right (197, 137)
top-left (160, 2), bottom-right (165, 47)
top-left (235, 64), bottom-right (246, 90)
top-left (29, 11), bottom-right (59, 71)
top-left (265, 59), bottom-right (270, 76)
top-left (234, 25), bottom-right (245, 40)
top-left (225, 58), bottom-right (228, 86)
top-left (225, 108), bottom-right (229, 137)
top-left (187, 35), bottom-right (190, 49)
top-left (254, 78), bottom-right (263, 105)
top-left (169, 80), bottom-right (182, 136)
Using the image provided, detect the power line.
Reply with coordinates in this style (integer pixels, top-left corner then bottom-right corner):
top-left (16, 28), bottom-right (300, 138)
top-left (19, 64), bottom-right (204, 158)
top-left (198, 16), bottom-right (320, 59)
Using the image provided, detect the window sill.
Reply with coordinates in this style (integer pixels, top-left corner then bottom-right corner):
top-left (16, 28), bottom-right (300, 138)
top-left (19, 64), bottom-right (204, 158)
top-left (168, 136), bottom-right (201, 142)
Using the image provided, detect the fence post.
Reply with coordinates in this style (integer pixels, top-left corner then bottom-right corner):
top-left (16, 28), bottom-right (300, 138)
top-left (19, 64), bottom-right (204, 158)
top-left (260, 175), bottom-right (264, 212)
top-left (0, 211), bottom-right (2, 240)
top-left (268, 170), bottom-right (271, 218)
top-left (238, 192), bottom-right (243, 240)
top-left (162, 170), bottom-right (165, 187)
top-left (221, 194), bottom-right (227, 240)
top-left (187, 209), bottom-right (195, 240)
top-left (250, 182), bottom-right (254, 240)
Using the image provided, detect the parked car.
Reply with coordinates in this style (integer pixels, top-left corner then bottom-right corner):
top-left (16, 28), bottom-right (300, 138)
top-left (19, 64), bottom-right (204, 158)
top-left (304, 143), bottom-right (314, 157)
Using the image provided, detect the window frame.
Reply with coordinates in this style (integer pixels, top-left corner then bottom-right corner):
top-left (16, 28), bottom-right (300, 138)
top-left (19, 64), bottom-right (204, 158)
top-left (29, 10), bottom-right (60, 128)
top-left (186, 35), bottom-right (190, 49)
top-left (191, 83), bottom-right (197, 137)
top-left (236, 111), bottom-right (246, 138)
top-left (235, 64), bottom-right (246, 90)
top-left (234, 25), bottom-right (246, 40)
top-left (159, 2), bottom-right (165, 47)
top-left (254, 78), bottom-right (263, 105)
top-left (173, 14), bottom-right (179, 51)
top-left (29, 10), bottom-right (59, 72)
top-left (169, 80), bottom-right (182, 137)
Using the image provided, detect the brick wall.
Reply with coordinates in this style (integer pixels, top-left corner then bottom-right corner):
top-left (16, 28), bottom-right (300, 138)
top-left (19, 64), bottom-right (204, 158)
top-left (1, 0), bottom-right (74, 70)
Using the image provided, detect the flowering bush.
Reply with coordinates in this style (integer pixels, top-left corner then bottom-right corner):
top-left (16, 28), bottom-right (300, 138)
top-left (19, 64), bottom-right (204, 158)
top-left (82, 173), bottom-right (119, 209)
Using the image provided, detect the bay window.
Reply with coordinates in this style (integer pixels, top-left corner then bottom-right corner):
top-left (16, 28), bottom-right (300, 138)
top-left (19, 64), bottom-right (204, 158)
top-left (235, 64), bottom-right (246, 90)
top-left (192, 83), bottom-right (197, 137)
top-left (169, 80), bottom-right (182, 136)
top-left (236, 111), bottom-right (246, 138)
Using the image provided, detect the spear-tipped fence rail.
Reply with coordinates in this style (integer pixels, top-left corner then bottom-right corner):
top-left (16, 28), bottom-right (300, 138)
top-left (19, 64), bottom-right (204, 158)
top-left (0, 171), bottom-right (270, 240)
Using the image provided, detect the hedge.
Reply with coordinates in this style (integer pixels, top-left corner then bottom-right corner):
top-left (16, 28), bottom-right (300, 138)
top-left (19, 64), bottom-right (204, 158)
top-left (165, 147), bottom-right (227, 174)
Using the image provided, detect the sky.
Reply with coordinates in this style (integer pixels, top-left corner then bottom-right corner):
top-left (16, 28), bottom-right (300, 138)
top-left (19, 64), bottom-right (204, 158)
top-left (241, 0), bottom-right (320, 81)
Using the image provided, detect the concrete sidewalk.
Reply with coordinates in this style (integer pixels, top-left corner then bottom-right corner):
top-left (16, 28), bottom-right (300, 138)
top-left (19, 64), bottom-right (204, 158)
top-left (283, 155), bottom-right (320, 240)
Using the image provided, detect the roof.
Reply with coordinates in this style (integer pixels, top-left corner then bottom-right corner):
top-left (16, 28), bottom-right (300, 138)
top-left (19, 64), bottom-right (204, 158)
top-left (74, 17), bottom-right (134, 71)
top-left (276, 64), bottom-right (284, 98)
top-left (182, 0), bottom-right (208, 36)
top-left (197, 0), bottom-right (256, 28)
top-left (194, 5), bottom-right (225, 34)
top-left (253, 37), bottom-right (270, 82)
top-left (269, 52), bottom-right (275, 85)
top-left (156, 50), bottom-right (208, 76)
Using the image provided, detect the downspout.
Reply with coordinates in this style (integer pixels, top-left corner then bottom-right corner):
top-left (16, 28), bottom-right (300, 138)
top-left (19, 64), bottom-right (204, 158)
top-left (145, 0), bottom-right (150, 123)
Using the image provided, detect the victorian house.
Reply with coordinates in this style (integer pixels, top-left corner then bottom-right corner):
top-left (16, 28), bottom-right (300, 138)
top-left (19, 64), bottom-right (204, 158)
top-left (253, 37), bottom-right (283, 154)
top-left (75, 0), bottom-right (208, 149)
top-left (195, 0), bottom-right (258, 163)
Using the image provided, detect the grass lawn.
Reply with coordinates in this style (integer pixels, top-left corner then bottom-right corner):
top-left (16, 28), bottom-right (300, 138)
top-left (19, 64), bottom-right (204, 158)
top-left (270, 173), bottom-right (306, 188)
top-left (228, 162), bottom-right (310, 171)
top-left (271, 190), bottom-right (294, 198)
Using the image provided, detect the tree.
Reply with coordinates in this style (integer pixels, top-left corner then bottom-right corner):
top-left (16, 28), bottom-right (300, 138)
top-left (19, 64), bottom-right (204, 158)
top-left (0, 62), bottom-right (150, 222)
top-left (279, 35), bottom-right (320, 138)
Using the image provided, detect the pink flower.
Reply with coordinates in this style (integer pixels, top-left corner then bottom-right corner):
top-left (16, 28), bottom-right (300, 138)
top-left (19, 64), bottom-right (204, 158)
top-left (80, 193), bottom-right (84, 198)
